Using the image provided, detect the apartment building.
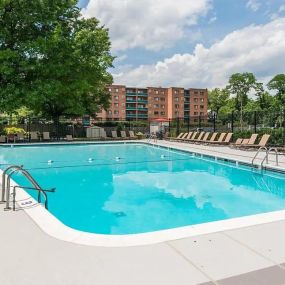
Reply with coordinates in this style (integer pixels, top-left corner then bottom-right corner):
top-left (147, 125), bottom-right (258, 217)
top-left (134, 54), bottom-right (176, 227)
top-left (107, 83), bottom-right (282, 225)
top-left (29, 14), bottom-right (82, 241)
top-left (96, 85), bottom-right (208, 121)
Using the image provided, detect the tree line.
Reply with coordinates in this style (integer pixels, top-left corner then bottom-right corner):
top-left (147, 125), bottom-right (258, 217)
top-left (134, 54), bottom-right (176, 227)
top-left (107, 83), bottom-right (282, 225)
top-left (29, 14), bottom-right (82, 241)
top-left (208, 73), bottom-right (285, 118)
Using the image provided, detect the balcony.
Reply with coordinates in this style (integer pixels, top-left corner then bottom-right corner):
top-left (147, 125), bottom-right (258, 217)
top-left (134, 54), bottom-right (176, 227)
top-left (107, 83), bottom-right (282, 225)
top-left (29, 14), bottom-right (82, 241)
top-left (126, 107), bottom-right (137, 111)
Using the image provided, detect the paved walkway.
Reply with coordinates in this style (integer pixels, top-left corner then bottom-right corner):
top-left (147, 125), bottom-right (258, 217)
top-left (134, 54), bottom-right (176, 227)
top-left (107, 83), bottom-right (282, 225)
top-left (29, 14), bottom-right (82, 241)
top-left (1, 141), bottom-right (285, 285)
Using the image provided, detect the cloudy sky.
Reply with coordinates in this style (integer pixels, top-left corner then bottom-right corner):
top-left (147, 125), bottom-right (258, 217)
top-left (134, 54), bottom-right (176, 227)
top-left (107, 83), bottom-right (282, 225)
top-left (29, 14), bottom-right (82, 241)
top-left (79, 0), bottom-right (285, 89)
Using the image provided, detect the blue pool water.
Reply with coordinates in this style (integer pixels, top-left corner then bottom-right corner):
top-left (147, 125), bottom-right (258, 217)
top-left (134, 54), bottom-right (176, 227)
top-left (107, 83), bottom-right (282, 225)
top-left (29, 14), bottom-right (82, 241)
top-left (1, 143), bottom-right (285, 235)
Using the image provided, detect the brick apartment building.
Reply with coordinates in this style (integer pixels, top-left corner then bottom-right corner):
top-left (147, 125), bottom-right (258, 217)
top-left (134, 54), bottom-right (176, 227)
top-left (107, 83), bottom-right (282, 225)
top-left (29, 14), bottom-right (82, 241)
top-left (96, 85), bottom-right (208, 121)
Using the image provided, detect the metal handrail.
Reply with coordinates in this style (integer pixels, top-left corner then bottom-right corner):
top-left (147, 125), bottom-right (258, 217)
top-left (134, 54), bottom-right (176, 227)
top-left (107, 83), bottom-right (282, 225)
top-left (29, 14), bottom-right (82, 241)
top-left (147, 133), bottom-right (157, 143)
top-left (261, 147), bottom-right (279, 167)
top-left (12, 185), bottom-right (55, 211)
top-left (251, 147), bottom-right (268, 167)
top-left (1, 165), bottom-right (23, 202)
top-left (2, 165), bottom-right (54, 210)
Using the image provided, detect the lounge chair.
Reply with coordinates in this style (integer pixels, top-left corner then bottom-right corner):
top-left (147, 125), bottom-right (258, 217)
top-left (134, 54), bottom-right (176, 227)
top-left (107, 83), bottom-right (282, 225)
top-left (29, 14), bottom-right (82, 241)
top-left (65, 135), bottom-right (73, 141)
top-left (101, 130), bottom-right (107, 140)
top-left (211, 133), bottom-right (233, 145)
top-left (231, 138), bottom-right (243, 147)
top-left (191, 132), bottom-right (205, 142)
top-left (173, 133), bottom-right (188, 141)
top-left (0, 135), bottom-right (7, 143)
top-left (170, 133), bottom-right (184, 141)
top-left (111, 130), bottom-right (117, 138)
top-left (16, 132), bottom-right (25, 142)
top-left (194, 132), bottom-right (210, 143)
top-left (204, 132), bottom-right (218, 144)
top-left (42, 132), bottom-right (50, 141)
top-left (30, 131), bottom-right (39, 141)
top-left (184, 132), bottom-right (198, 142)
top-left (243, 134), bottom-right (271, 149)
top-left (207, 133), bottom-right (226, 144)
top-left (129, 131), bottom-right (138, 139)
top-left (120, 131), bottom-right (128, 139)
top-left (181, 132), bottom-right (193, 141)
top-left (238, 134), bottom-right (258, 148)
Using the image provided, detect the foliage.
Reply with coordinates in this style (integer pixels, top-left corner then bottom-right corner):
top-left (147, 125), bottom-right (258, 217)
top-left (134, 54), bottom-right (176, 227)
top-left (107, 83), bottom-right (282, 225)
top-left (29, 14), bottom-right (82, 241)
top-left (4, 126), bottom-right (25, 135)
top-left (0, 0), bottom-right (114, 120)
top-left (267, 74), bottom-right (285, 104)
top-left (208, 88), bottom-right (230, 115)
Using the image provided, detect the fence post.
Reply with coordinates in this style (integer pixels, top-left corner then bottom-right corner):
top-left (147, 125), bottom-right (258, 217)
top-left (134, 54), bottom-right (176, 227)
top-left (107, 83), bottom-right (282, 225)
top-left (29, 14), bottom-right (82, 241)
top-left (283, 109), bottom-right (285, 146)
top-left (231, 111), bottom-right (234, 133)
top-left (198, 116), bottom-right (201, 130)
top-left (213, 114), bottom-right (216, 132)
top-left (254, 111), bottom-right (257, 134)
top-left (176, 117), bottom-right (180, 136)
top-left (187, 115), bottom-right (190, 132)
top-left (28, 117), bottom-right (31, 142)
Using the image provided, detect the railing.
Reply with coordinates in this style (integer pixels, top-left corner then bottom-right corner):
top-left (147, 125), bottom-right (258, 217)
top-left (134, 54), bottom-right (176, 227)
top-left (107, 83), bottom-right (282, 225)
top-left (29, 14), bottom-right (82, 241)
top-left (261, 147), bottom-right (279, 167)
top-left (147, 133), bottom-right (157, 143)
top-left (251, 147), bottom-right (268, 167)
top-left (1, 165), bottom-right (55, 211)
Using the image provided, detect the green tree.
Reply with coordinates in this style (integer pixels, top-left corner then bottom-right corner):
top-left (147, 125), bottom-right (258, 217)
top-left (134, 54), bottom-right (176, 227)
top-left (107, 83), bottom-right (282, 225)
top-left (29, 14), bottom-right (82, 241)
top-left (208, 88), bottom-right (230, 116)
top-left (227, 73), bottom-right (259, 129)
top-left (0, 0), bottom-right (114, 121)
top-left (267, 74), bottom-right (285, 105)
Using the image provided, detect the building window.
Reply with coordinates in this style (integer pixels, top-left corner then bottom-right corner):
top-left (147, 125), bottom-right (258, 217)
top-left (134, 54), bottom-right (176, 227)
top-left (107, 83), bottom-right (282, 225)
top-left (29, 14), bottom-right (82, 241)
top-left (174, 90), bottom-right (178, 94)
top-left (154, 97), bottom-right (159, 101)
top-left (115, 88), bottom-right (119, 93)
top-left (175, 97), bottom-right (179, 102)
top-left (154, 111), bottom-right (159, 115)
top-left (194, 91), bottom-right (198, 95)
top-left (161, 105), bottom-right (165, 109)
top-left (155, 90), bottom-right (159, 94)
top-left (175, 104), bottom-right (179, 109)
top-left (114, 95), bottom-right (119, 100)
top-left (200, 91), bottom-right (204, 95)
top-left (108, 88), bottom-right (112, 92)
top-left (108, 110), bottom-right (112, 115)
top-left (160, 97), bottom-right (165, 101)
top-left (154, 104), bottom-right (159, 108)
top-left (175, 111), bottom-right (179, 116)
top-left (194, 112), bottom-right (198, 116)
top-left (194, 98), bottom-right (198, 102)
top-left (114, 103), bottom-right (119, 107)
top-left (200, 98), bottom-right (204, 102)
top-left (194, 105), bottom-right (198, 110)
top-left (161, 111), bottom-right (165, 115)
top-left (200, 112), bottom-right (204, 116)
top-left (200, 105), bottom-right (204, 109)
top-left (160, 91), bottom-right (164, 94)
top-left (114, 110), bottom-right (119, 115)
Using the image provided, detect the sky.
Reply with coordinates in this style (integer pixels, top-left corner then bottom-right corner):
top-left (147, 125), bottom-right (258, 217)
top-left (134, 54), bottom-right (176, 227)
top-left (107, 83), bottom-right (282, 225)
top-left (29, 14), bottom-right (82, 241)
top-left (79, 0), bottom-right (285, 89)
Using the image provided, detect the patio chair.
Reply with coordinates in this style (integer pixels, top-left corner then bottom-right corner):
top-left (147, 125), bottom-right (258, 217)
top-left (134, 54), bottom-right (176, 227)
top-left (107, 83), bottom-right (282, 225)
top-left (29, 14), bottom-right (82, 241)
top-left (173, 133), bottom-right (188, 141)
top-left (111, 131), bottom-right (119, 140)
top-left (129, 131), bottom-right (138, 139)
top-left (243, 134), bottom-right (271, 149)
top-left (65, 135), bottom-right (73, 141)
top-left (30, 131), bottom-right (39, 141)
top-left (184, 132), bottom-right (198, 142)
top-left (207, 133), bottom-right (226, 144)
top-left (16, 132), bottom-right (25, 142)
top-left (101, 130), bottom-right (107, 140)
top-left (194, 132), bottom-right (210, 143)
top-left (230, 138), bottom-right (243, 147)
top-left (191, 132), bottom-right (205, 142)
top-left (238, 134), bottom-right (258, 148)
top-left (42, 132), bottom-right (50, 141)
top-left (211, 133), bottom-right (233, 145)
top-left (170, 133), bottom-right (184, 141)
top-left (181, 132), bottom-right (193, 141)
top-left (204, 132), bottom-right (218, 144)
top-left (120, 131), bottom-right (128, 139)
top-left (0, 135), bottom-right (7, 143)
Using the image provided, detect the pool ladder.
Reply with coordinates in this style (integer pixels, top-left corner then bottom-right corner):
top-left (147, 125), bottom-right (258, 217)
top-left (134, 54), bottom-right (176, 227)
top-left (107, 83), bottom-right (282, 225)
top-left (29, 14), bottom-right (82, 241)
top-left (251, 147), bottom-right (279, 170)
top-left (147, 133), bottom-right (157, 143)
top-left (1, 165), bottom-right (55, 211)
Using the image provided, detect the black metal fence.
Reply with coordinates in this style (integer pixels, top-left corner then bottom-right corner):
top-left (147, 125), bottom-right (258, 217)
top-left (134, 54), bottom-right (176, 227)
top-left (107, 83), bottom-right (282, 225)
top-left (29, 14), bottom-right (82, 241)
top-left (168, 110), bottom-right (285, 146)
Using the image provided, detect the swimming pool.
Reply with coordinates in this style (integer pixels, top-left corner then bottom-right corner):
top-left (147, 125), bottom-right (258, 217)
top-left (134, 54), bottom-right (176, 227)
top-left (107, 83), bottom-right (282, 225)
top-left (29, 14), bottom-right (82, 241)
top-left (1, 143), bottom-right (285, 236)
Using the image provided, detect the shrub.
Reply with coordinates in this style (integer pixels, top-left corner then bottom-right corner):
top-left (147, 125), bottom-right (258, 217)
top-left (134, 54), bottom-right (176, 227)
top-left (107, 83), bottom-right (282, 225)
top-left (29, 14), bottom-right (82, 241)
top-left (4, 127), bottom-right (26, 135)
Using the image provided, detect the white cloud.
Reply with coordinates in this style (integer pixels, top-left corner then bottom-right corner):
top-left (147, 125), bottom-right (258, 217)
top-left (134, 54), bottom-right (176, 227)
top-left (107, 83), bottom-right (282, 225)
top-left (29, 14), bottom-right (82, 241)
top-left (246, 0), bottom-right (261, 12)
top-left (113, 18), bottom-right (285, 89)
top-left (82, 0), bottom-right (212, 51)
top-left (208, 16), bottom-right (217, 24)
top-left (279, 5), bottom-right (285, 13)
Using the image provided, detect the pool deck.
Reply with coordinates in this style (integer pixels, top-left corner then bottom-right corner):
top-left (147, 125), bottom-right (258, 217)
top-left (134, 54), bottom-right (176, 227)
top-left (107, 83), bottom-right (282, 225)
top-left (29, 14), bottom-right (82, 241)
top-left (1, 140), bottom-right (285, 285)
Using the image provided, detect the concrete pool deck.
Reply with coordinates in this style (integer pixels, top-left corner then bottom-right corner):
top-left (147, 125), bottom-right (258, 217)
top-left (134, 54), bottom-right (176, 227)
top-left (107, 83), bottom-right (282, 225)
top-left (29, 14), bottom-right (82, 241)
top-left (1, 140), bottom-right (285, 284)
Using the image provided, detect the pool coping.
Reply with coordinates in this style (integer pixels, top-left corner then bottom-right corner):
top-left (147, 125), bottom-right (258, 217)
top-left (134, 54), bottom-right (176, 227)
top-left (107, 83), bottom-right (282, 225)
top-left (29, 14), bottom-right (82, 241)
top-left (1, 141), bottom-right (285, 247)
